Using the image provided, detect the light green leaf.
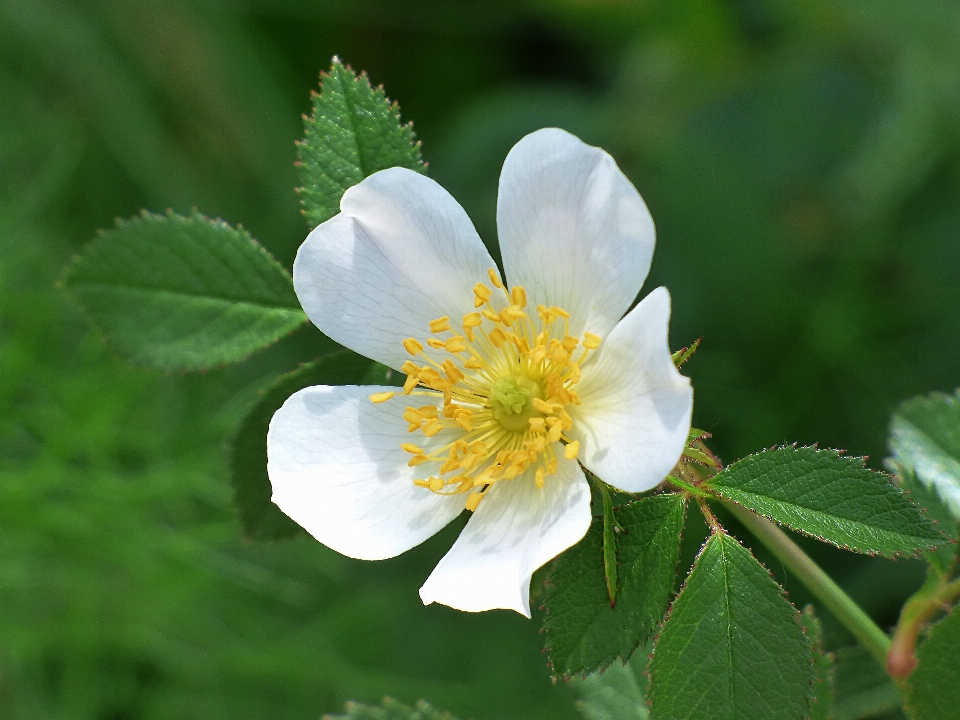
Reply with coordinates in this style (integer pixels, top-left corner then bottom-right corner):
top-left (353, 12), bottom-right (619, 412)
top-left (323, 697), bottom-right (460, 720)
top-left (648, 531), bottom-right (812, 720)
top-left (804, 605), bottom-right (835, 720)
top-left (832, 646), bottom-right (902, 720)
top-left (298, 57), bottom-right (425, 229)
top-left (61, 211), bottom-right (305, 371)
top-left (906, 607), bottom-right (960, 720)
top-left (572, 654), bottom-right (649, 720)
top-left (230, 350), bottom-right (373, 540)
top-left (889, 390), bottom-right (960, 522)
top-left (707, 446), bottom-right (946, 556)
top-left (543, 495), bottom-right (686, 678)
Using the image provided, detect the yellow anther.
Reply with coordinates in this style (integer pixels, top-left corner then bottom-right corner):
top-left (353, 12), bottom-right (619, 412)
top-left (511, 286), bottom-right (527, 308)
top-left (498, 308), bottom-right (516, 327)
top-left (528, 346), bottom-right (547, 365)
top-left (469, 440), bottom-right (489, 455)
top-left (403, 407), bottom-right (423, 424)
top-left (427, 338), bottom-right (446, 349)
top-left (403, 338), bottom-right (424, 355)
top-left (462, 312), bottom-right (483, 328)
top-left (455, 411), bottom-right (473, 431)
top-left (481, 308), bottom-right (501, 322)
top-left (487, 268), bottom-right (503, 289)
top-left (535, 467), bottom-right (545, 489)
top-left (408, 455), bottom-right (429, 467)
top-left (529, 417), bottom-right (546, 433)
top-left (564, 441), bottom-right (580, 460)
top-left (509, 334), bottom-right (530, 354)
top-left (401, 360), bottom-right (420, 376)
top-left (583, 332), bottom-right (602, 350)
top-left (422, 419), bottom-right (442, 437)
top-left (442, 360), bottom-right (464, 383)
top-left (565, 363), bottom-right (581, 384)
top-left (559, 409), bottom-right (574, 430)
top-left (440, 457), bottom-right (461, 474)
top-left (473, 282), bottom-right (492, 307)
top-left (547, 423), bottom-right (563, 444)
top-left (419, 405), bottom-right (439, 419)
top-left (465, 490), bottom-right (483, 512)
top-left (428, 477), bottom-right (445, 492)
top-left (489, 328), bottom-right (507, 348)
top-left (401, 443), bottom-right (424, 454)
top-left (403, 374), bottom-right (418, 395)
top-left (536, 305), bottom-right (551, 323)
top-left (369, 391), bottom-right (395, 404)
top-left (413, 479), bottom-right (430, 488)
top-left (550, 306), bottom-right (571, 319)
top-left (445, 336), bottom-right (467, 353)
top-left (442, 403), bottom-right (460, 419)
top-left (429, 316), bottom-right (451, 333)
top-left (532, 397), bottom-right (554, 414)
top-left (562, 336), bottom-right (579, 353)
top-left (464, 357), bottom-right (483, 369)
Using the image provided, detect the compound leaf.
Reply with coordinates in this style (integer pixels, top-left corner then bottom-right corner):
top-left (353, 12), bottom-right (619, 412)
top-left (543, 494), bottom-right (685, 678)
top-left (707, 446), bottom-right (945, 556)
top-left (62, 211), bottom-right (305, 371)
top-left (298, 57), bottom-right (424, 229)
top-left (648, 531), bottom-right (812, 720)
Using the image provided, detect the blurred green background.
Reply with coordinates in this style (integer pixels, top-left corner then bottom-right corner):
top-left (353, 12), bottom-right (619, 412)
top-left (1, 1), bottom-right (958, 718)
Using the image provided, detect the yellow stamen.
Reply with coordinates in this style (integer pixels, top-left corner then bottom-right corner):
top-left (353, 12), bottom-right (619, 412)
top-left (428, 477), bottom-right (444, 492)
top-left (465, 490), bottom-right (483, 511)
top-left (564, 441), bottom-right (580, 460)
top-left (369, 391), bottom-right (395, 404)
top-left (429, 316), bottom-right (451, 333)
top-left (487, 268), bottom-right (503, 289)
top-left (401, 443), bottom-right (424, 454)
top-left (583, 332), bottom-right (602, 350)
top-left (511, 286), bottom-right (527, 308)
top-left (403, 338), bottom-right (424, 355)
top-left (473, 282), bottom-right (492, 307)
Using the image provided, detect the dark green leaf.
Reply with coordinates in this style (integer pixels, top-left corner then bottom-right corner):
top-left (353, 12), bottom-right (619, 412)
top-left (708, 446), bottom-right (946, 556)
top-left (323, 697), bottom-right (460, 720)
top-left (61, 211), bottom-right (305, 371)
top-left (230, 350), bottom-right (372, 540)
top-left (832, 646), bottom-right (902, 720)
top-left (572, 654), bottom-right (649, 720)
top-left (803, 606), bottom-right (834, 720)
top-left (648, 531), bottom-right (812, 720)
top-left (597, 480), bottom-right (619, 606)
top-left (889, 390), bottom-right (960, 522)
top-left (543, 494), bottom-right (686, 678)
top-left (890, 462), bottom-right (958, 575)
top-left (298, 57), bottom-right (425, 229)
top-left (906, 608), bottom-right (960, 720)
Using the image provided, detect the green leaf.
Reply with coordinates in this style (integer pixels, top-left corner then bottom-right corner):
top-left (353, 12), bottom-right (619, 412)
top-left (298, 57), bottom-right (425, 229)
top-left (61, 211), bottom-right (306, 371)
top-left (596, 479), bottom-right (619, 606)
top-left (891, 462), bottom-right (958, 575)
top-left (543, 494), bottom-right (686, 678)
top-left (230, 350), bottom-right (372, 540)
top-left (832, 646), bottom-right (902, 720)
top-left (707, 446), bottom-right (946, 556)
top-left (322, 697), bottom-right (460, 720)
top-left (572, 654), bottom-right (650, 720)
top-left (889, 390), bottom-right (960, 522)
top-left (648, 531), bottom-right (812, 720)
top-left (906, 608), bottom-right (960, 720)
top-left (804, 605), bottom-right (835, 720)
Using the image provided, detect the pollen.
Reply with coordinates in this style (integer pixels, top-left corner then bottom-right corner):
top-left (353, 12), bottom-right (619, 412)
top-left (370, 269), bottom-right (602, 512)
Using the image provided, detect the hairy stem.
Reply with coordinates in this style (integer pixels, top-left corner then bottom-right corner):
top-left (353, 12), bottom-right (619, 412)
top-left (725, 502), bottom-right (892, 668)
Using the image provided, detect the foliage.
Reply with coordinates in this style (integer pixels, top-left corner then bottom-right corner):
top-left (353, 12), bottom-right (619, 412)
top-left (298, 58), bottom-right (425, 229)
top-left (906, 610), bottom-right (960, 720)
top-left (324, 697), bottom-right (459, 720)
top-left (647, 532), bottom-right (812, 720)
top-left (708, 446), bottom-right (945, 556)
top-left (60, 211), bottom-right (305, 370)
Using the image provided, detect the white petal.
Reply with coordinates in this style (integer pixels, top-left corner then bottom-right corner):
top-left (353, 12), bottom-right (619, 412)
top-left (418, 457), bottom-right (591, 617)
top-left (570, 287), bottom-right (692, 493)
top-left (293, 168), bottom-right (496, 372)
top-left (497, 128), bottom-right (656, 339)
top-left (267, 384), bottom-right (464, 560)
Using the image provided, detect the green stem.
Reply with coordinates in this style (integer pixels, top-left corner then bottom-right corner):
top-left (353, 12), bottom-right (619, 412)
top-left (725, 502), bottom-right (892, 668)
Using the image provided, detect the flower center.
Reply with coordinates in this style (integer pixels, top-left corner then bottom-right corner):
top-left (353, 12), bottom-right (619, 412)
top-left (369, 268), bottom-right (602, 512)
top-left (490, 376), bottom-right (543, 432)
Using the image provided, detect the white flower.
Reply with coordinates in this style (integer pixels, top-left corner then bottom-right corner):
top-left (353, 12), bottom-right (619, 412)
top-left (267, 128), bottom-right (693, 617)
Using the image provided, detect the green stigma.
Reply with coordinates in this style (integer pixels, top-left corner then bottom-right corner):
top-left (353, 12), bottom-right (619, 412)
top-left (490, 376), bottom-right (543, 433)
